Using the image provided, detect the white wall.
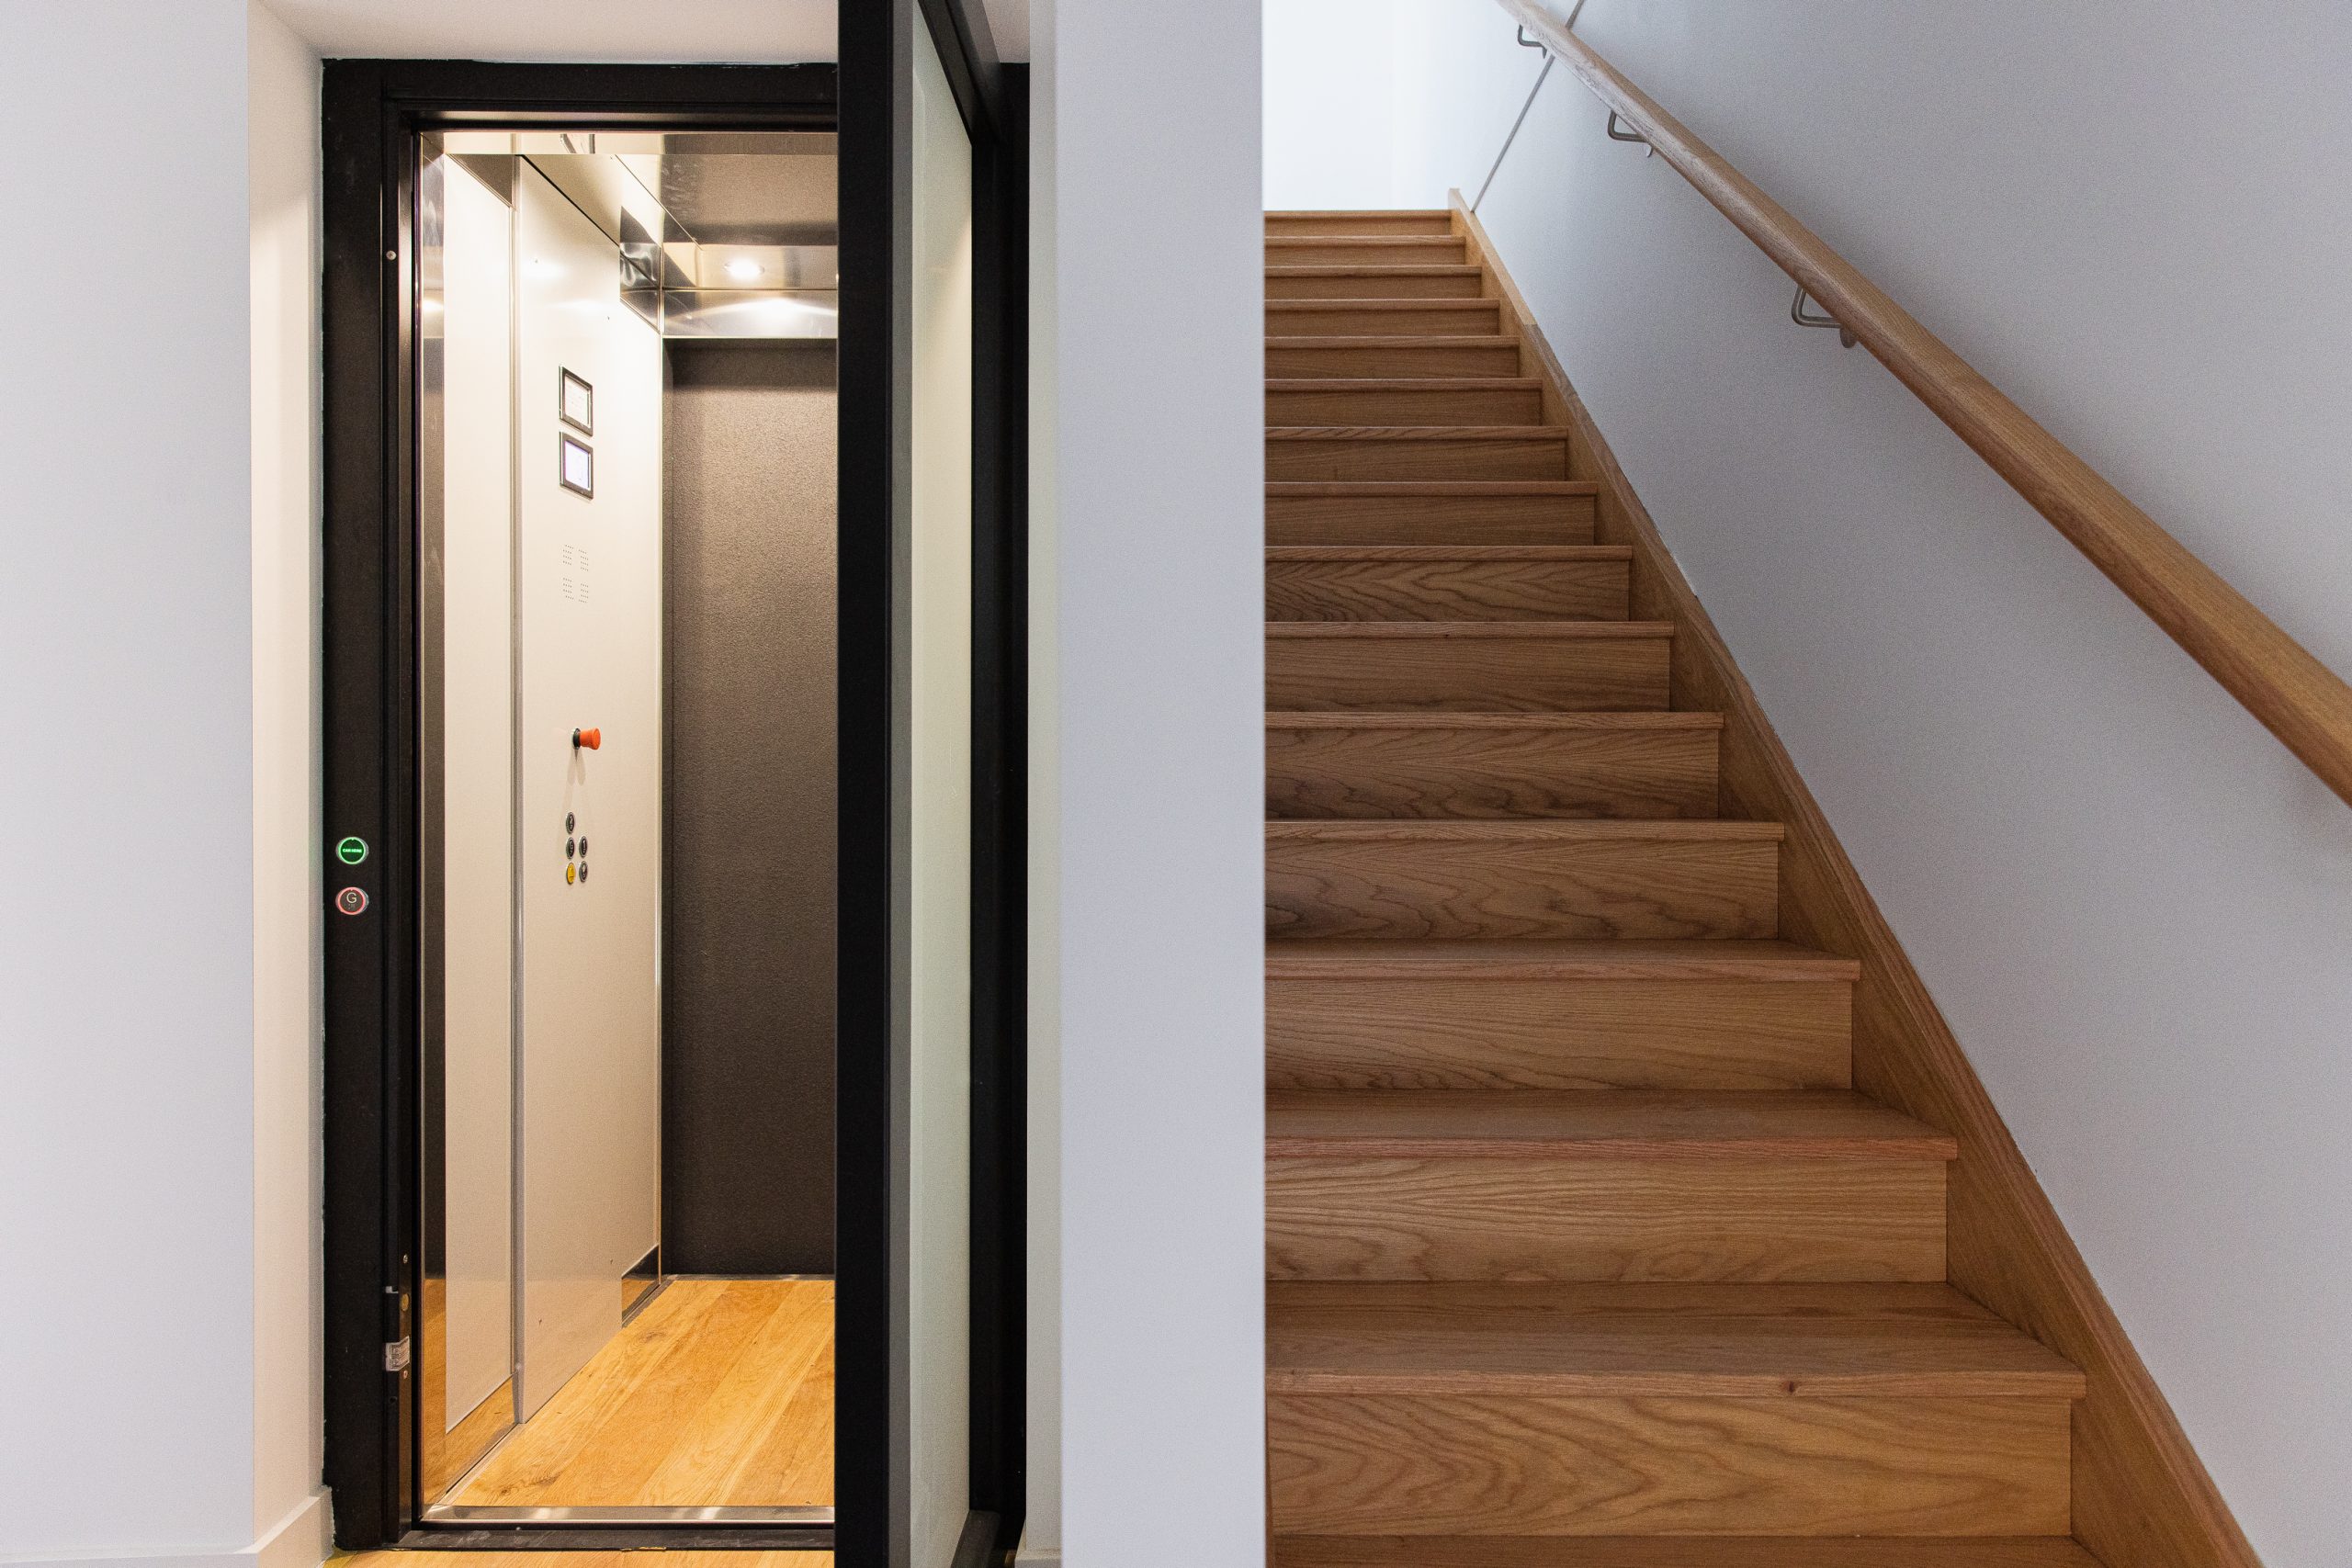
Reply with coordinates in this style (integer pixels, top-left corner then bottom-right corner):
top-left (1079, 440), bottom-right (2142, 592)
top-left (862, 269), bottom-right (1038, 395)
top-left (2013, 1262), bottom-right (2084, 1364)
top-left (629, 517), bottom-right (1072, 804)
top-left (1026, 0), bottom-right (1265, 1560)
top-left (1268, 2), bottom-right (2352, 1561)
top-left (2, 3), bottom-right (322, 1563)
top-left (247, 3), bottom-right (331, 1561)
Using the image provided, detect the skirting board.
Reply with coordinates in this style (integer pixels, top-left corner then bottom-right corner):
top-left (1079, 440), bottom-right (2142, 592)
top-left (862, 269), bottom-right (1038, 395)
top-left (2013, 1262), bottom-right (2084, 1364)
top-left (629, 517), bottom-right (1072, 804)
top-left (1446, 186), bottom-right (2258, 1568)
top-left (3, 1492), bottom-right (330, 1568)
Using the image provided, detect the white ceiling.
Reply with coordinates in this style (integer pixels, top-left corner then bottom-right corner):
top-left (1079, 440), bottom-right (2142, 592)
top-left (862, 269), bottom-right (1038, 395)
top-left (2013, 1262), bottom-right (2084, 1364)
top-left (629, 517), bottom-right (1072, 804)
top-left (266, 0), bottom-right (1028, 62)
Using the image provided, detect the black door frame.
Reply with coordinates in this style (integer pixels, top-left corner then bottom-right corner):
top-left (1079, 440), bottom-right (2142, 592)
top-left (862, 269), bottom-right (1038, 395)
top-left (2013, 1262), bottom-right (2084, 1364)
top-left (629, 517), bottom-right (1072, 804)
top-left (319, 20), bottom-right (1026, 1557)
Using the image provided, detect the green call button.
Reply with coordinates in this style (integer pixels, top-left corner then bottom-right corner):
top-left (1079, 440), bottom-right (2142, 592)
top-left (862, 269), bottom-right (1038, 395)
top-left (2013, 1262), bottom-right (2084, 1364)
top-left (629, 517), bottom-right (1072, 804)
top-left (336, 836), bottom-right (369, 865)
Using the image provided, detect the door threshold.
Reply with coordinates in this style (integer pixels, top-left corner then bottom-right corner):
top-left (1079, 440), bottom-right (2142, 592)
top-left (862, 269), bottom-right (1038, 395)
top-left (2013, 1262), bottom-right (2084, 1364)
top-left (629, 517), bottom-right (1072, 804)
top-left (424, 1505), bottom-right (834, 1526)
top-left (403, 1523), bottom-right (831, 1551)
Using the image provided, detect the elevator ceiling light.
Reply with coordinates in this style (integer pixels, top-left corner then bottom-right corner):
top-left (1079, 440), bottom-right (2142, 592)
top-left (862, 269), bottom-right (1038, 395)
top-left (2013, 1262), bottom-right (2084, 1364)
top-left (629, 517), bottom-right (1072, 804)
top-left (725, 258), bottom-right (763, 281)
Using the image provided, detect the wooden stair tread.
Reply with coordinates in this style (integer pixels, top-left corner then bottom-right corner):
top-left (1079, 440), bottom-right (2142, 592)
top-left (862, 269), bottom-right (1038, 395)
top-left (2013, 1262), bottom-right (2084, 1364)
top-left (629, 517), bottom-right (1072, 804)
top-left (1267, 710), bottom-right (1716, 728)
top-left (1266, 818), bottom-right (1777, 842)
top-left (1270, 479), bottom-right (1596, 496)
top-left (1268, 621), bottom-right (1668, 640)
top-left (1269, 424), bottom-right (1567, 440)
top-left (1269, 1281), bottom-right (2086, 1398)
top-left (1268, 377), bottom-right (1545, 393)
top-left (1268, 333), bottom-right (1517, 349)
top-left (1273, 1540), bottom-right (2105, 1567)
top-left (1267, 263), bottom-right (1485, 276)
top-left (1266, 1089), bottom-right (1956, 1161)
top-left (1265, 937), bottom-right (1857, 981)
top-left (1269, 547), bottom-right (1629, 561)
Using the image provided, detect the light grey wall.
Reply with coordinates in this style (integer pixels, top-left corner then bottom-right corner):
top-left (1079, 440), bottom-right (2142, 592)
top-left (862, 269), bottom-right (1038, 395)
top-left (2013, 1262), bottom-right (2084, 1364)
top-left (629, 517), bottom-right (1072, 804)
top-left (0, 2), bottom-right (286, 1558)
top-left (1270, 2), bottom-right (2352, 1560)
top-left (1026, 0), bottom-right (1266, 1559)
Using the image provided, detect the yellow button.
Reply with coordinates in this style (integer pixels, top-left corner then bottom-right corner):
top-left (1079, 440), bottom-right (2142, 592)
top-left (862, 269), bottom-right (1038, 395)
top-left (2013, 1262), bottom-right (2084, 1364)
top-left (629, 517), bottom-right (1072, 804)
top-left (566, 863), bottom-right (576, 885)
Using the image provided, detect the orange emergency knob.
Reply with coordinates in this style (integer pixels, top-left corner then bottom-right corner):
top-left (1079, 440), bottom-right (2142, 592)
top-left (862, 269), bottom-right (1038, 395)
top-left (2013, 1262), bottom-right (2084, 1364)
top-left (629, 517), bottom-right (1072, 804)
top-left (572, 727), bottom-right (601, 750)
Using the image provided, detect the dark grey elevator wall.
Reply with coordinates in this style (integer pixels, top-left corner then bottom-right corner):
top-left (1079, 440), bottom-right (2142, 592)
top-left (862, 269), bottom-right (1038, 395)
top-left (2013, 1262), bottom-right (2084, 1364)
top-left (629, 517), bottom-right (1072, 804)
top-left (662, 340), bottom-right (837, 1274)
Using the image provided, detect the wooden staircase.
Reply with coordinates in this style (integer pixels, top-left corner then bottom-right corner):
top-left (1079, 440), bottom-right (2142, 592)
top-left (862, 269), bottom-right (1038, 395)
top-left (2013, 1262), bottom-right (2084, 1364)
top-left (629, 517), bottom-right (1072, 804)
top-left (1263, 210), bottom-right (2100, 1564)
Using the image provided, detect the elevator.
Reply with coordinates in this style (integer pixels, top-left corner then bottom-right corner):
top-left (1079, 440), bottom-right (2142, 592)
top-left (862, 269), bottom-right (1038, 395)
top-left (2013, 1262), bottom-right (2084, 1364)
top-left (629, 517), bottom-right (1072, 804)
top-left (318, 19), bottom-right (1028, 1558)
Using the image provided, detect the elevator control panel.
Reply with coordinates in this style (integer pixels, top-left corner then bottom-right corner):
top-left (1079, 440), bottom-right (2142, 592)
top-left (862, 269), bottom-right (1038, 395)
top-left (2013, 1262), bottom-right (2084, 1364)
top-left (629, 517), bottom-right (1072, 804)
top-left (563, 810), bottom-right (590, 886)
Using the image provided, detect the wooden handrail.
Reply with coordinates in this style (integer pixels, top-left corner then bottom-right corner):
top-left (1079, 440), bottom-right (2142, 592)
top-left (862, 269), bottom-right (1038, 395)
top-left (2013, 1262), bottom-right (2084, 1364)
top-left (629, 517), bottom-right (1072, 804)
top-left (1497, 0), bottom-right (2352, 809)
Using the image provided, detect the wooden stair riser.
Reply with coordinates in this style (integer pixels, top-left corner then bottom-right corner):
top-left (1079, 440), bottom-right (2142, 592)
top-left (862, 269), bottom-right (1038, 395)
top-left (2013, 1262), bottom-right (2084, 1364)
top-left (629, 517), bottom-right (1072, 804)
top-left (1269, 300), bottom-right (1504, 336)
top-left (1266, 976), bottom-right (1853, 1091)
top-left (1267, 627), bottom-right (1672, 713)
top-left (1269, 431), bottom-right (1571, 482)
top-left (1272, 1538), bottom-right (2105, 1567)
top-left (1269, 381), bottom-right (1546, 426)
top-left (1268, 266), bottom-right (1487, 299)
top-left (1266, 719), bottom-right (1713, 818)
top-left (1269, 339), bottom-right (1524, 378)
top-left (1267, 1156), bottom-right (1947, 1282)
top-left (1267, 554), bottom-right (1631, 624)
top-left (1269, 1393), bottom-right (2069, 1536)
top-left (1268, 486), bottom-right (1596, 547)
top-left (1267, 211), bottom-right (1454, 237)
top-left (1265, 827), bottom-right (1781, 941)
top-left (1268, 237), bottom-right (1471, 267)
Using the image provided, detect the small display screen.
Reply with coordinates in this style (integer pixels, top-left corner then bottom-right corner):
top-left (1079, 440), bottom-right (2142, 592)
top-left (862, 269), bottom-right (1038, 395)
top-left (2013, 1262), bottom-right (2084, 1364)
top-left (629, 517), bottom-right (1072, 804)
top-left (559, 434), bottom-right (594, 498)
top-left (559, 367), bottom-right (594, 434)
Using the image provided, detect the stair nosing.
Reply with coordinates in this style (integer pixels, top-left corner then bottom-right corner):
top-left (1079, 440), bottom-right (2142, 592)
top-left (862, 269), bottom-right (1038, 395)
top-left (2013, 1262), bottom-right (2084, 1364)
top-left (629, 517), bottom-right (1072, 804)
top-left (1265, 938), bottom-right (1858, 982)
top-left (1266, 620), bottom-right (1669, 638)
top-left (1265, 710), bottom-right (1719, 728)
top-left (1268, 377), bottom-right (1544, 392)
top-left (1268, 479), bottom-right (1596, 494)
top-left (1266, 818), bottom-right (1782, 840)
top-left (1266, 545), bottom-right (1632, 561)
top-left (1267, 424), bottom-right (1567, 441)
top-left (1264, 1089), bottom-right (1958, 1163)
top-left (1267, 334), bottom-right (1517, 348)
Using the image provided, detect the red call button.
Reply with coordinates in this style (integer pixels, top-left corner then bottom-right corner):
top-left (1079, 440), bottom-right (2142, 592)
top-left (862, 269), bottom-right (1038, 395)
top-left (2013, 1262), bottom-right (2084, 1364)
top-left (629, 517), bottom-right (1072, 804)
top-left (335, 886), bottom-right (369, 917)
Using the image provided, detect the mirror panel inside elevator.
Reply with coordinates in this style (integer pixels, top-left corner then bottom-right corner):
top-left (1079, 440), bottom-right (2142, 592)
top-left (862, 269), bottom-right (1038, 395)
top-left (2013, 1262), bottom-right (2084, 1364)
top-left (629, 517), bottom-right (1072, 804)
top-left (415, 129), bottom-right (840, 1523)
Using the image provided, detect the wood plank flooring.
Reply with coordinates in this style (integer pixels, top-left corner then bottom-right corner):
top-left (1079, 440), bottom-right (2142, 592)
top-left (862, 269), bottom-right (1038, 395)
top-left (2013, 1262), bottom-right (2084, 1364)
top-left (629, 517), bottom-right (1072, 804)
top-left (449, 1277), bottom-right (832, 1508)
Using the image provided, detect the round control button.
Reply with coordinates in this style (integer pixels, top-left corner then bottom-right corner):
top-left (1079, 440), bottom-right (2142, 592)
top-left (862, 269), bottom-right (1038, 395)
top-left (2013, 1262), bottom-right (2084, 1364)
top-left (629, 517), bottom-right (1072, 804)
top-left (565, 863), bottom-right (575, 886)
top-left (578, 837), bottom-right (588, 856)
top-left (578, 862), bottom-right (589, 882)
top-left (335, 886), bottom-right (369, 916)
top-left (335, 836), bottom-right (369, 865)
top-left (566, 812), bottom-right (576, 832)
top-left (566, 837), bottom-right (576, 859)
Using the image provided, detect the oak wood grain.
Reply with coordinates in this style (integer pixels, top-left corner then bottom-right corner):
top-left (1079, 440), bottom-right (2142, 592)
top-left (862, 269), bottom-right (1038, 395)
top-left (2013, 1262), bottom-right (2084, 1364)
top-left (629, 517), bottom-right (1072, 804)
top-left (1268, 480), bottom-right (1597, 546)
top-left (1268, 299), bottom-right (1507, 336)
top-left (1268, 264), bottom-right (1487, 299)
top-left (449, 1279), bottom-right (832, 1508)
top-left (1267, 975), bottom-right (1851, 1092)
top-left (1264, 1089), bottom-right (1955, 1162)
top-left (1266, 819), bottom-right (1780, 941)
top-left (1269, 1280), bottom-right (2084, 1399)
top-left (1451, 195), bottom-right (2251, 1567)
top-left (1267, 622), bottom-right (1671, 712)
top-left (1268, 1156), bottom-right (1945, 1282)
top-left (1267, 235), bottom-right (1471, 266)
top-left (1266, 546), bottom-right (1631, 623)
top-left (1271, 1392), bottom-right (2068, 1535)
top-left (1268, 711), bottom-right (1711, 818)
top-left (1498, 0), bottom-right (2352, 813)
top-left (1269, 378), bottom-right (1546, 426)
top-left (1267, 209), bottom-right (1455, 236)
top-left (1269, 336), bottom-right (1524, 378)
top-left (1268, 426), bottom-right (1573, 482)
top-left (1272, 1539), bottom-right (2101, 1568)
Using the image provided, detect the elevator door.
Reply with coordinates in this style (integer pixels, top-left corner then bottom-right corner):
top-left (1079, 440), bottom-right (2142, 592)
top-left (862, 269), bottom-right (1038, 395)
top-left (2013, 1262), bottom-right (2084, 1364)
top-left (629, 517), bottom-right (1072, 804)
top-left (513, 162), bottom-right (665, 1418)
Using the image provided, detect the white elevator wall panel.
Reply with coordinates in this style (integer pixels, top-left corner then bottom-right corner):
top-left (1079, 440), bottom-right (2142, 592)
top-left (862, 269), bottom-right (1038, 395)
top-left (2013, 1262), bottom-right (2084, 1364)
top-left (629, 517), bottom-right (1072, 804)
top-left (908, 28), bottom-right (976, 1568)
top-left (514, 162), bottom-right (664, 1419)
top-left (439, 155), bottom-right (517, 1434)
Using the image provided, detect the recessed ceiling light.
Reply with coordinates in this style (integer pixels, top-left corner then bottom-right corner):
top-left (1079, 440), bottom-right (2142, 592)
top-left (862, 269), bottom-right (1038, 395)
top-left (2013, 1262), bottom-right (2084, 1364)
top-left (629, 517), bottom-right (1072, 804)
top-left (725, 258), bottom-right (763, 281)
